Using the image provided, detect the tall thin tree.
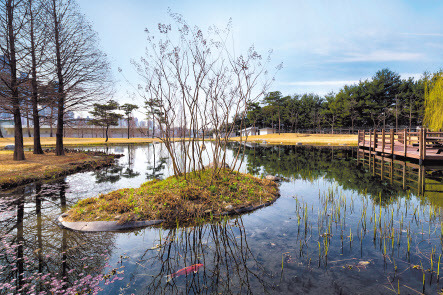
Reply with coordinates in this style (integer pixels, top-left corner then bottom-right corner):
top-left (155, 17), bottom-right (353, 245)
top-left (0, 0), bottom-right (27, 160)
top-left (120, 103), bottom-right (138, 139)
top-left (46, 0), bottom-right (112, 156)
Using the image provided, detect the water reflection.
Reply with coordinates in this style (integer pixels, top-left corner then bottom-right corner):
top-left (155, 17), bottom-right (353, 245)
top-left (357, 149), bottom-right (443, 203)
top-left (1, 143), bottom-right (443, 294)
top-left (0, 180), bottom-right (118, 294)
top-left (119, 219), bottom-right (274, 294)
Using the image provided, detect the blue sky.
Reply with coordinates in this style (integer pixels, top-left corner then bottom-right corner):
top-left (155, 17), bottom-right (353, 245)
top-left (76, 0), bottom-right (443, 116)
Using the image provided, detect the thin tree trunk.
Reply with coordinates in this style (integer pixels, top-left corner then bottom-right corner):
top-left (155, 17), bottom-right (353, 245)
top-left (26, 114), bottom-right (31, 137)
top-left (53, 0), bottom-right (65, 156)
top-left (30, 2), bottom-right (43, 154)
top-left (105, 125), bottom-right (109, 142)
top-left (7, 0), bottom-right (25, 160)
top-left (127, 116), bottom-right (130, 139)
top-left (49, 107), bottom-right (53, 137)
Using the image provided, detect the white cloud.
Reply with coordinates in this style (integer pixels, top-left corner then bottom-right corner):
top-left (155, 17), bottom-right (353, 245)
top-left (279, 72), bottom-right (423, 94)
top-left (401, 33), bottom-right (443, 37)
top-left (281, 80), bottom-right (360, 87)
top-left (335, 50), bottom-right (424, 63)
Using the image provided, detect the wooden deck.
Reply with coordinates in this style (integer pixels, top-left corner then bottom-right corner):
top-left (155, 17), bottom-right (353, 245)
top-left (358, 129), bottom-right (443, 163)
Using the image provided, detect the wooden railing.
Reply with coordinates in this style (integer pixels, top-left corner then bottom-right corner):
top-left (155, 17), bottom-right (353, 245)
top-left (358, 129), bottom-right (443, 162)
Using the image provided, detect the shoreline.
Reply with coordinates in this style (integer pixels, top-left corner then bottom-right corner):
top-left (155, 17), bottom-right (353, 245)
top-left (0, 150), bottom-right (122, 190)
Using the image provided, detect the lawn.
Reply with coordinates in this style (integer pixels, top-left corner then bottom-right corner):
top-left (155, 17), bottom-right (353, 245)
top-left (230, 133), bottom-right (358, 146)
top-left (0, 150), bottom-right (119, 189)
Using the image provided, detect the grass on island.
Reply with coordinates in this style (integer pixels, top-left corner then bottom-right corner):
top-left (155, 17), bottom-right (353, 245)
top-left (64, 168), bottom-right (279, 226)
top-left (230, 133), bottom-right (358, 146)
top-left (0, 137), bottom-right (157, 148)
top-left (0, 150), bottom-right (117, 189)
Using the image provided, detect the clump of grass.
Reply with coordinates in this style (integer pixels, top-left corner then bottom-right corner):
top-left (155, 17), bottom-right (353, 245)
top-left (64, 168), bottom-right (279, 227)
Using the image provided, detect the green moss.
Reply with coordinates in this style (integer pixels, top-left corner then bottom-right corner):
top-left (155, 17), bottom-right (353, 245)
top-left (65, 168), bottom-right (279, 227)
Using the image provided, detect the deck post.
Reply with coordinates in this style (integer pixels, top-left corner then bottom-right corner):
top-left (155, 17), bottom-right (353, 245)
top-left (382, 129), bottom-right (385, 154)
top-left (390, 129), bottom-right (394, 157)
top-left (362, 131), bottom-right (365, 147)
top-left (374, 130), bottom-right (378, 150)
top-left (369, 130), bottom-right (372, 151)
top-left (418, 129), bottom-right (423, 165)
top-left (372, 155), bottom-right (375, 175)
top-left (403, 129), bottom-right (407, 157)
top-left (423, 129), bottom-right (427, 161)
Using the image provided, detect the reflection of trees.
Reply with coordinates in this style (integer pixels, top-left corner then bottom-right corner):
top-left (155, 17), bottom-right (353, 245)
top-left (122, 219), bottom-right (274, 294)
top-left (93, 164), bottom-right (140, 183)
top-left (146, 144), bottom-right (168, 180)
top-left (0, 179), bottom-right (117, 294)
top-left (238, 145), bottom-right (410, 204)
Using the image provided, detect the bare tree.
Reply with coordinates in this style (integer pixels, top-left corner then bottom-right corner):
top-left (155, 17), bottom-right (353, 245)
top-left (0, 0), bottom-right (28, 160)
top-left (22, 0), bottom-right (49, 154)
top-left (46, 0), bottom-right (112, 156)
top-left (133, 12), bottom-right (279, 178)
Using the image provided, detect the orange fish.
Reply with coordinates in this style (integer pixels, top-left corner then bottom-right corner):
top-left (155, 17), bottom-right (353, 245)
top-left (166, 264), bottom-right (204, 282)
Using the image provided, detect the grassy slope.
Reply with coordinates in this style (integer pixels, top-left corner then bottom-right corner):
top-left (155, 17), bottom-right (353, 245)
top-left (230, 133), bottom-right (358, 146)
top-left (65, 168), bottom-right (279, 226)
top-left (0, 151), bottom-right (118, 189)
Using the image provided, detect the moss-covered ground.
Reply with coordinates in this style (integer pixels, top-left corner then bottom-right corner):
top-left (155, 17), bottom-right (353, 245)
top-left (64, 168), bottom-right (279, 226)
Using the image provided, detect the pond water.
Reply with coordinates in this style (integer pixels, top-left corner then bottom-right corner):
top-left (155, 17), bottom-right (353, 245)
top-left (1, 143), bottom-right (443, 294)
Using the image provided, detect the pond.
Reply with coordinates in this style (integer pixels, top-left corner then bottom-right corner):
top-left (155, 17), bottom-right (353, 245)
top-left (1, 143), bottom-right (443, 294)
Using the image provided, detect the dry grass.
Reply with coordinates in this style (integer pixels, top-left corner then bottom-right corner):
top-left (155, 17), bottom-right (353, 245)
top-left (0, 151), bottom-right (117, 189)
top-left (65, 168), bottom-right (279, 226)
top-left (0, 137), bottom-right (157, 148)
top-left (230, 133), bottom-right (358, 146)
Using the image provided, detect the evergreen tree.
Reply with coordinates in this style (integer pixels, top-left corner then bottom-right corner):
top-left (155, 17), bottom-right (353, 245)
top-left (89, 100), bottom-right (122, 142)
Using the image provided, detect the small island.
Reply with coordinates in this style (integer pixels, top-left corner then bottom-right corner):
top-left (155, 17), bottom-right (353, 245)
top-left (61, 168), bottom-right (279, 229)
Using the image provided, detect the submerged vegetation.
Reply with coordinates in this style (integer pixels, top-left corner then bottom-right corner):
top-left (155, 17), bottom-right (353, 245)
top-left (64, 168), bottom-right (279, 226)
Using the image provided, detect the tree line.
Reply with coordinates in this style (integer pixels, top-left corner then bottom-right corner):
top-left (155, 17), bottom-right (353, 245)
top-left (0, 0), bottom-right (111, 160)
top-left (242, 68), bottom-right (441, 133)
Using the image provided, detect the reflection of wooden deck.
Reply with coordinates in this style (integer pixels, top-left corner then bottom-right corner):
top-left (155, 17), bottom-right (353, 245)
top-left (358, 130), bottom-right (443, 163)
top-left (357, 149), bottom-right (443, 196)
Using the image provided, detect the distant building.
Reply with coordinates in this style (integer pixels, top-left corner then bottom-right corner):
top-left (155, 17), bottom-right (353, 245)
top-left (239, 127), bottom-right (258, 137)
top-left (259, 128), bottom-right (275, 135)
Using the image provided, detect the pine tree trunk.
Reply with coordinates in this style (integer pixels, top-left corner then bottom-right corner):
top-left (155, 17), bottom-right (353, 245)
top-left (105, 125), bottom-right (109, 142)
